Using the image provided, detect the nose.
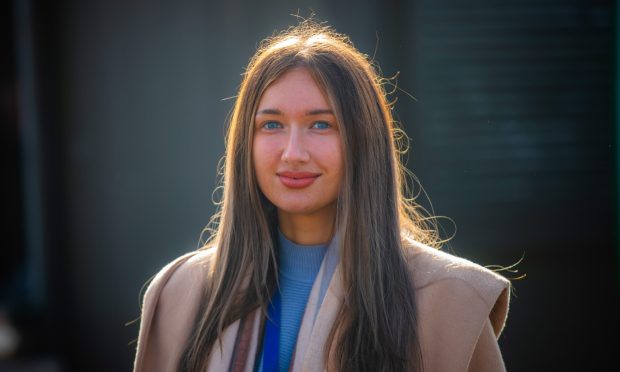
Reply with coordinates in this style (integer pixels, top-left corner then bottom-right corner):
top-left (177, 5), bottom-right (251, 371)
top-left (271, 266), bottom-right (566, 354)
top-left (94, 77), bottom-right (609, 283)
top-left (282, 126), bottom-right (310, 164)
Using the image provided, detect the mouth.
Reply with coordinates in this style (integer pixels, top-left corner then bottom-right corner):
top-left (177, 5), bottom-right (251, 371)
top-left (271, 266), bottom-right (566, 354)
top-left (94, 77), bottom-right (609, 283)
top-left (277, 171), bottom-right (321, 189)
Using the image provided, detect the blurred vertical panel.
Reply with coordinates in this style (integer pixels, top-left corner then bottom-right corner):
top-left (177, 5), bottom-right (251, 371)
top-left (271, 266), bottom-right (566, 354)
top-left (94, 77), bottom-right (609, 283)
top-left (406, 0), bottom-right (616, 370)
top-left (616, 0), bottom-right (620, 287)
top-left (410, 0), bottom-right (612, 210)
top-left (1, 0), bottom-right (65, 370)
top-left (0, 0), bottom-right (25, 365)
top-left (1, 0), bottom-right (22, 308)
top-left (14, 0), bottom-right (45, 315)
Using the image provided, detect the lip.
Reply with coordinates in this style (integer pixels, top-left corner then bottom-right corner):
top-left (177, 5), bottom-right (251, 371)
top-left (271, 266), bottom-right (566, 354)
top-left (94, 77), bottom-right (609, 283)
top-left (277, 171), bottom-right (321, 189)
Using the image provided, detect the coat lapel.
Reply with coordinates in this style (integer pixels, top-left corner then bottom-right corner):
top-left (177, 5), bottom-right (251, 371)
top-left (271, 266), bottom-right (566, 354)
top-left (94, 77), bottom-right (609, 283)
top-left (296, 267), bottom-right (343, 372)
top-left (291, 234), bottom-right (343, 372)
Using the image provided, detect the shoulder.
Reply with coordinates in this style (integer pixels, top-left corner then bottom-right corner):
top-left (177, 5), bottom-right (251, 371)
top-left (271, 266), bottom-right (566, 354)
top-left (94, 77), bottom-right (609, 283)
top-left (133, 248), bottom-right (217, 372)
top-left (402, 238), bottom-right (510, 337)
top-left (140, 247), bottom-right (217, 329)
top-left (401, 238), bottom-right (511, 370)
top-left (145, 248), bottom-right (216, 303)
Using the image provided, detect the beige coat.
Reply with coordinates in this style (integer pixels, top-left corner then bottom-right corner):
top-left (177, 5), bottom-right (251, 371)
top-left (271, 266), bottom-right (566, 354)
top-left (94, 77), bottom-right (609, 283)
top-left (133, 240), bottom-right (510, 372)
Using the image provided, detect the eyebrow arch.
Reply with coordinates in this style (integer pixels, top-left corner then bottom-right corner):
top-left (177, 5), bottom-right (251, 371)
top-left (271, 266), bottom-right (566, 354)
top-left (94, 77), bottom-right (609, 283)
top-left (257, 108), bottom-right (282, 115)
top-left (256, 108), bottom-right (335, 116)
top-left (307, 109), bottom-right (334, 115)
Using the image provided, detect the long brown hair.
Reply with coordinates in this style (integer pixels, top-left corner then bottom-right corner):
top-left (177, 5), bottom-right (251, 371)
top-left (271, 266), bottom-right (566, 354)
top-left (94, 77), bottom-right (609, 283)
top-left (181, 20), bottom-right (443, 372)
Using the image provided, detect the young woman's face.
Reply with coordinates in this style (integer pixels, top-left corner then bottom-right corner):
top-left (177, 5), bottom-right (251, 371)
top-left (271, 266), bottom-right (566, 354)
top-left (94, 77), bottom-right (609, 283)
top-left (253, 67), bottom-right (343, 219)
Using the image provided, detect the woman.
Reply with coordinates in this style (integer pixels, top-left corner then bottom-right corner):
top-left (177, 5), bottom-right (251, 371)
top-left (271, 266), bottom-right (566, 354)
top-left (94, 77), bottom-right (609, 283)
top-left (133, 21), bottom-right (510, 372)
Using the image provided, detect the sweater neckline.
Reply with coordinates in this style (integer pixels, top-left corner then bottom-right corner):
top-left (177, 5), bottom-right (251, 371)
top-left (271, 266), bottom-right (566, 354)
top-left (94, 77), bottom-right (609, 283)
top-left (277, 229), bottom-right (329, 281)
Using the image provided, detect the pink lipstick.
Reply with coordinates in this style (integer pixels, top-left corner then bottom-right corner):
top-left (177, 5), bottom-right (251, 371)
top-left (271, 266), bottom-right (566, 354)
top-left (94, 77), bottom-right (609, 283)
top-left (277, 171), bottom-right (320, 189)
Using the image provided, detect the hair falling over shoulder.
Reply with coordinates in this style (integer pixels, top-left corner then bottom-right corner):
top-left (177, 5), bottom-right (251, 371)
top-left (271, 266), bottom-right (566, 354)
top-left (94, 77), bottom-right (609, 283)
top-left (180, 19), bottom-right (445, 372)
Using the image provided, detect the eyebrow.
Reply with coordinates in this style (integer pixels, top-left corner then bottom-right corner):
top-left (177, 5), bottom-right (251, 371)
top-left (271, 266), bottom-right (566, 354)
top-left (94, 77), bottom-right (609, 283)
top-left (256, 108), bottom-right (334, 116)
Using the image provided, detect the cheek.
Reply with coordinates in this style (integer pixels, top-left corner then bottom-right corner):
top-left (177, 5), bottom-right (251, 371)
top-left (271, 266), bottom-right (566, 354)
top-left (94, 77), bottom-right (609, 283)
top-left (322, 140), bottom-right (344, 176)
top-left (252, 144), bottom-right (264, 183)
top-left (252, 137), bottom-right (277, 182)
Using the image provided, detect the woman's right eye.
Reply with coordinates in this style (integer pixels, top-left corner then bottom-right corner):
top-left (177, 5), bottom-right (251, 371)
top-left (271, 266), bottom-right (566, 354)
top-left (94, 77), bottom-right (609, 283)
top-left (263, 121), bottom-right (282, 130)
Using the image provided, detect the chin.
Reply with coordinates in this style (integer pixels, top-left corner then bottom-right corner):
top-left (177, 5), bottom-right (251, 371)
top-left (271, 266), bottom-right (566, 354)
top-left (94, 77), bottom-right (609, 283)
top-left (277, 206), bottom-right (318, 215)
top-left (275, 201), bottom-right (335, 217)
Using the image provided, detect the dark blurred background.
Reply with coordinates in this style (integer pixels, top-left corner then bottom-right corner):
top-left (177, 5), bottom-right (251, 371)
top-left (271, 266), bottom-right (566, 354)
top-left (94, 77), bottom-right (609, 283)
top-left (1, 0), bottom-right (617, 371)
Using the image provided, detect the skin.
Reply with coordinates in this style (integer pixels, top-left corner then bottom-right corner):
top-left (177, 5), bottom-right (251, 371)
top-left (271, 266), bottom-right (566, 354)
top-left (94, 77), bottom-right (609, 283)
top-left (253, 67), bottom-right (343, 245)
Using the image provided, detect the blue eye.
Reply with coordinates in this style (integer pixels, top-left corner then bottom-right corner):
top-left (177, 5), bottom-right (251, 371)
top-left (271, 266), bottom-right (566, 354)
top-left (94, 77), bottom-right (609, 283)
top-left (263, 121), bottom-right (282, 130)
top-left (312, 121), bottom-right (331, 129)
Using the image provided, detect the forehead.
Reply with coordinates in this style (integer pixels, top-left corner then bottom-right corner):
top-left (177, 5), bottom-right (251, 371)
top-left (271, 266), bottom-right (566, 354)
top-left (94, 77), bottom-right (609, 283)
top-left (256, 67), bottom-right (332, 113)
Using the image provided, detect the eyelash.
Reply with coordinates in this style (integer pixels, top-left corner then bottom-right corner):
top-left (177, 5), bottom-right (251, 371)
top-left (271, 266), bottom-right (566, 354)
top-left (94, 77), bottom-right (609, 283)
top-left (261, 121), bottom-right (332, 130)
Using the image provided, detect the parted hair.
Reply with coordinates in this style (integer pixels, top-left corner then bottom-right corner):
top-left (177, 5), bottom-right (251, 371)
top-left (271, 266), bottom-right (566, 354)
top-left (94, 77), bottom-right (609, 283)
top-left (180, 20), bottom-right (442, 372)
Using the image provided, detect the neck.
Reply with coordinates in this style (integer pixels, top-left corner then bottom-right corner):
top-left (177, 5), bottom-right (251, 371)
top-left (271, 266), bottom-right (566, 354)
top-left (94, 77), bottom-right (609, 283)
top-left (278, 205), bottom-right (336, 245)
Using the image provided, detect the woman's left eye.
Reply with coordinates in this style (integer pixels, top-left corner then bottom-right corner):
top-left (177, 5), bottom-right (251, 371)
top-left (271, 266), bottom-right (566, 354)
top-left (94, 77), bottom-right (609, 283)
top-left (312, 121), bottom-right (331, 129)
top-left (263, 121), bottom-right (282, 130)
